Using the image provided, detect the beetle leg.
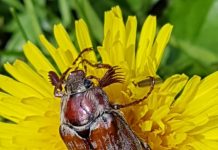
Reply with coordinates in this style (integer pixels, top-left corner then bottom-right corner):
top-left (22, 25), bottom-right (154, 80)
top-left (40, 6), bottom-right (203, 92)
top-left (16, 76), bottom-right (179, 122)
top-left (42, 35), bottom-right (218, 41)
top-left (54, 87), bottom-right (64, 97)
top-left (72, 47), bottom-right (93, 65)
top-left (48, 68), bottom-right (72, 97)
top-left (72, 47), bottom-right (112, 70)
top-left (133, 77), bottom-right (162, 87)
top-left (86, 75), bottom-right (101, 83)
top-left (80, 59), bottom-right (112, 69)
top-left (48, 71), bottom-right (63, 97)
top-left (111, 76), bottom-right (155, 109)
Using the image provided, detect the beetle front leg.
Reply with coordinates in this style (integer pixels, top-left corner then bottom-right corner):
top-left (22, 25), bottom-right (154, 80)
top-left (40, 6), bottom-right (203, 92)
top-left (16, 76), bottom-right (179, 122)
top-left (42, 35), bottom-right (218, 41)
top-left (54, 87), bottom-right (64, 97)
top-left (48, 68), bottom-right (72, 97)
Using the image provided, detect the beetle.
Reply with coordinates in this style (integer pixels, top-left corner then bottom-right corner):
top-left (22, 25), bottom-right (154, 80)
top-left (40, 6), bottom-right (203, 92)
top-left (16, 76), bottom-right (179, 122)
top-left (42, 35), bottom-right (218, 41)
top-left (49, 48), bottom-right (155, 150)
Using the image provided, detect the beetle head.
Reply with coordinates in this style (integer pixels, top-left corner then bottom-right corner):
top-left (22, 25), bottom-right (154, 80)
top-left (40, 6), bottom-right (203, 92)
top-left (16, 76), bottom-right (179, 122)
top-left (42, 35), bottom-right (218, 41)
top-left (65, 70), bottom-right (93, 95)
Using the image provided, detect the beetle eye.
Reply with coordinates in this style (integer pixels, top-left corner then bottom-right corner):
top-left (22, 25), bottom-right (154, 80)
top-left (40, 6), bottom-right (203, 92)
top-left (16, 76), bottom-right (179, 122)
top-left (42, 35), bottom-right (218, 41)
top-left (84, 79), bottom-right (93, 89)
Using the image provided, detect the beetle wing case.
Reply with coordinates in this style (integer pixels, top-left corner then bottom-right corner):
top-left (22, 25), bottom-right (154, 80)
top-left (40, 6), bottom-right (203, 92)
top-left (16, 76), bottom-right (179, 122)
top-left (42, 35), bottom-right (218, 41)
top-left (60, 111), bottom-right (150, 150)
top-left (89, 112), bottom-right (150, 150)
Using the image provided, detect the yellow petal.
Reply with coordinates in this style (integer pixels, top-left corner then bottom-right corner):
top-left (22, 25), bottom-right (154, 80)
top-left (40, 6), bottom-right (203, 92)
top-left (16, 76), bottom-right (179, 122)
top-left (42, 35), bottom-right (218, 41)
top-left (54, 23), bottom-right (78, 57)
top-left (172, 75), bottom-right (201, 113)
top-left (0, 123), bottom-right (23, 149)
top-left (75, 19), bottom-right (96, 62)
top-left (136, 16), bottom-right (156, 72)
top-left (203, 128), bottom-right (218, 140)
top-left (183, 73), bottom-right (218, 116)
top-left (159, 74), bottom-right (188, 106)
top-left (153, 23), bottom-right (173, 70)
top-left (167, 132), bottom-right (187, 147)
top-left (190, 116), bottom-right (218, 135)
top-left (23, 41), bottom-right (56, 79)
top-left (196, 71), bottom-right (218, 99)
top-left (97, 46), bottom-right (111, 64)
top-left (56, 47), bottom-right (74, 71)
top-left (150, 103), bottom-right (169, 131)
top-left (188, 139), bottom-right (218, 150)
top-left (111, 41), bottom-right (124, 63)
top-left (20, 97), bottom-right (51, 112)
top-left (4, 60), bottom-right (53, 97)
top-left (103, 6), bottom-right (125, 65)
top-left (40, 35), bottom-right (69, 72)
top-left (169, 119), bottom-right (195, 133)
top-left (184, 91), bottom-right (217, 117)
top-left (143, 57), bottom-right (157, 76)
top-left (0, 92), bottom-right (10, 98)
top-left (75, 19), bottom-right (92, 50)
top-left (0, 97), bottom-right (44, 122)
top-left (0, 75), bottom-right (42, 98)
top-left (132, 105), bottom-right (149, 124)
top-left (104, 6), bottom-right (122, 38)
top-left (140, 120), bottom-right (152, 132)
top-left (125, 16), bottom-right (137, 70)
top-left (187, 113), bottom-right (209, 126)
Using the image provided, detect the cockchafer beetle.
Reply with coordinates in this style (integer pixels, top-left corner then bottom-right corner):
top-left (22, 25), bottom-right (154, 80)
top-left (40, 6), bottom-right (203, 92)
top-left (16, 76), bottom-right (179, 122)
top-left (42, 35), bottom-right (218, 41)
top-left (49, 48), bottom-right (155, 150)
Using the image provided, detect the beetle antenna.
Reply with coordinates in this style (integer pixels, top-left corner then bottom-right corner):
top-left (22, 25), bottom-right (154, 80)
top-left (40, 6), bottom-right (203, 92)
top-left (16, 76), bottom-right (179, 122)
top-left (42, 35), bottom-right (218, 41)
top-left (99, 66), bottom-right (124, 87)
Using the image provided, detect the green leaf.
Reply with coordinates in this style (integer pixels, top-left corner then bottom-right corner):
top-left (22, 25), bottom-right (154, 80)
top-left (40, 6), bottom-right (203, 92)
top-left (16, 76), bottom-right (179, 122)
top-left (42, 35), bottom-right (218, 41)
top-left (176, 40), bottom-right (218, 66)
top-left (5, 31), bottom-right (25, 51)
top-left (72, 0), bottom-right (103, 44)
top-left (2, 0), bottom-right (24, 11)
top-left (167, 0), bottom-right (214, 42)
top-left (160, 37), bottom-right (218, 77)
top-left (126, 0), bottom-right (152, 13)
top-left (24, 0), bottom-right (42, 38)
top-left (195, 0), bottom-right (218, 53)
top-left (58, 0), bottom-right (72, 27)
top-left (10, 7), bottom-right (28, 41)
top-left (164, 0), bottom-right (218, 76)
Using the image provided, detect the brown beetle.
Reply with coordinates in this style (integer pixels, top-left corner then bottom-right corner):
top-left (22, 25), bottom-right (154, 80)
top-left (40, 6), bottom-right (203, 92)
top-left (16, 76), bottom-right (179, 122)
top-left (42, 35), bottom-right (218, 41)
top-left (49, 48), bottom-right (154, 150)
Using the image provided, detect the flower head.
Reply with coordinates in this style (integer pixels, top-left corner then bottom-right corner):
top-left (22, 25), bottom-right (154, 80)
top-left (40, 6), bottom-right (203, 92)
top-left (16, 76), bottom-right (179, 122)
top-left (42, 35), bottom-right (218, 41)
top-left (0, 6), bottom-right (218, 150)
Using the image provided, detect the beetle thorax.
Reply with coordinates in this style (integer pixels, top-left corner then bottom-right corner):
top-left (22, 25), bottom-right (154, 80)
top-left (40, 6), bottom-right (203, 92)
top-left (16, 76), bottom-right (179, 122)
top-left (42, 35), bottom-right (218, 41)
top-left (63, 88), bottom-right (109, 128)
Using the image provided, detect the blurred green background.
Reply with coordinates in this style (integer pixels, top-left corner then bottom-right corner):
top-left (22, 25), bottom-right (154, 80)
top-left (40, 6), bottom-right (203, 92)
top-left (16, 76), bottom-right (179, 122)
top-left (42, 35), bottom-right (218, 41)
top-left (0, 0), bottom-right (218, 79)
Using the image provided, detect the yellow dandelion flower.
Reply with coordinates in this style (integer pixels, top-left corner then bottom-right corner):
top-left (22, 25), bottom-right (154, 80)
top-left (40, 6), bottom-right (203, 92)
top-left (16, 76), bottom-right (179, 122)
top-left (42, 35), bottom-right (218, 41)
top-left (0, 5), bottom-right (218, 150)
